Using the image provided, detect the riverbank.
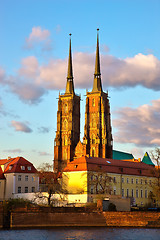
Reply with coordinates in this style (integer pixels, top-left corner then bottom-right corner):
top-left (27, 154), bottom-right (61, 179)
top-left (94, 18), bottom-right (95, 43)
top-left (1, 206), bottom-right (160, 228)
top-left (10, 211), bottom-right (160, 228)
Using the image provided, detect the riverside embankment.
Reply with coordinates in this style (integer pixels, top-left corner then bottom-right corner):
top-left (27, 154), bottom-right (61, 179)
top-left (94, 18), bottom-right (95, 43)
top-left (1, 206), bottom-right (160, 228)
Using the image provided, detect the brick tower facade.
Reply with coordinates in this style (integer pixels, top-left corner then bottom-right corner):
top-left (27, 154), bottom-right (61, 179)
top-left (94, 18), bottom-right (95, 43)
top-left (54, 35), bottom-right (80, 172)
top-left (83, 29), bottom-right (113, 159)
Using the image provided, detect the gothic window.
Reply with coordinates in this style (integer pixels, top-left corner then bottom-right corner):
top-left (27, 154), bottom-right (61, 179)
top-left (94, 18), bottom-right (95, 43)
top-left (92, 98), bottom-right (95, 107)
top-left (64, 135), bottom-right (68, 146)
top-left (64, 103), bottom-right (68, 113)
top-left (64, 119), bottom-right (68, 130)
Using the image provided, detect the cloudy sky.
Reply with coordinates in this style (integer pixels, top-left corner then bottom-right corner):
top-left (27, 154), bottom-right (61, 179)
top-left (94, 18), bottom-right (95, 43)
top-left (1, 0), bottom-right (160, 167)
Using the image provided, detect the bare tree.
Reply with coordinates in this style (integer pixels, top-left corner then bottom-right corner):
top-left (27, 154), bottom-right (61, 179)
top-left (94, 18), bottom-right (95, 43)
top-left (150, 148), bottom-right (160, 206)
top-left (37, 163), bottom-right (68, 205)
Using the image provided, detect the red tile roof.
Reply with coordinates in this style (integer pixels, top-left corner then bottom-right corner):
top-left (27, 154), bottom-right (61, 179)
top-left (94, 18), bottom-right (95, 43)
top-left (63, 156), bottom-right (155, 177)
top-left (0, 157), bottom-right (37, 174)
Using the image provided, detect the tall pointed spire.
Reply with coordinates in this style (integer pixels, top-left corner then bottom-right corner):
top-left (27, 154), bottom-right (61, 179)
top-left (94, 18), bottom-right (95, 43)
top-left (92, 29), bottom-right (102, 92)
top-left (65, 33), bottom-right (74, 94)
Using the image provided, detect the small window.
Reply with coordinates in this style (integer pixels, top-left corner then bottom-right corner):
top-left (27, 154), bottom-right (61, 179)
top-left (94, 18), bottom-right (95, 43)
top-left (113, 177), bottom-right (116, 183)
top-left (114, 189), bottom-right (116, 195)
top-left (27, 166), bottom-right (31, 171)
top-left (127, 189), bottom-right (129, 198)
top-left (18, 187), bottom-right (21, 193)
top-left (74, 165), bottom-right (78, 169)
top-left (149, 180), bottom-right (151, 185)
top-left (136, 189), bottom-right (138, 198)
top-left (145, 190), bottom-right (147, 198)
top-left (91, 187), bottom-right (93, 194)
top-left (25, 175), bottom-right (28, 181)
top-left (145, 180), bottom-right (147, 184)
top-left (32, 176), bottom-right (35, 182)
top-left (127, 178), bottom-right (129, 184)
top-left (131, 178), bottom-right (134, 184)
top-left (25, 187), bottom-right (28, 193)
top-left (18, 175), bottom-right (21, 181)
top-left (9, 166), bottom-right (12, 170)
top-left (21, 166), bottom-right (25, 170)
top-left (136, 179), bottom-right (138, 184)
top-left (131, 189), bottom-right (134, 198)
top-left (141, 189), bottom-right (143, 198)
top-left (141, 179), bottom-right (143, 184)
top-left (122, 178), bottom-right (124, 183)
top-left (32, 187), bottom-right (35, 192)
top-left (122, 189), bottom-right (124, 197)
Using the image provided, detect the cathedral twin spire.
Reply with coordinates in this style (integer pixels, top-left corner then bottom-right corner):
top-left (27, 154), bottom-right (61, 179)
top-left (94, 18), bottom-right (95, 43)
top-left (65, 29), bottom-right (102, 94)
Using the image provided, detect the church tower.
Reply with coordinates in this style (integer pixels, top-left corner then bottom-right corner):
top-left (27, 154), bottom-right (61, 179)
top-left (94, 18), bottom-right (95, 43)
top-left (83, 29), bottom-right (113, 159)
top-left (54, 34), bottom-right (80, 172)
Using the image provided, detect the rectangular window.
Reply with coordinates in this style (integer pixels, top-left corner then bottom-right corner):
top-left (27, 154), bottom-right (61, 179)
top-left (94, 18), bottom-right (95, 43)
top-left (136, 189), bottom-right (138, 198)
top-left (145, 180), bottom-right (147, 184)
top-left (113, 177), bottom-right (116, 183)
top-left (32, 176), bottom-right (35, 182)
top-left (136, 179), bottom-right (138, 184)
top-left (25, 175), bottom-right (28, 181)
top-left (149, 180), bottom-right (151, 185)
top-left (141, 189), bottom-right (143, 198)
top-left (32, 187), bottom-right (35, 192)
top-left (21, 166), bottom-right (25, 170)
top-left (114, 189), bottom-right (116, 195)
top-left (127, 189), bottom-right (129, 197)
top-left (18, 175), bottom-right (21, 181)
top-left (122, 189), bottom-right (124, 197)
top-left (122, 178), bottom-right (124, 183)
top-left (141, 179), bottom-right (143, 184)
top-left (18, 187), bottom-right (21, 193)
top-left (131, 189), bottom-right (134, 198)
top-left (145, 190), bottom-right (147, 198)
top-left (127, 178), bottom-right (129, 184)
top-left (131, 178), bottom-right (134, 184)
top-left (25, 187), bottom-right (28, 193)
top-left (27, 166), bottom-right (31, 171)
top-left (9, 166), bottom-right (12, 170)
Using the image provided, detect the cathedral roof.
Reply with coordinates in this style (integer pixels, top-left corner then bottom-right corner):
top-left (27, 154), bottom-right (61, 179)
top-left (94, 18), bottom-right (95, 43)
top-left (142, 152), bottom-right (155, 166)
top-left (113, 150), bottom-right (134, 160)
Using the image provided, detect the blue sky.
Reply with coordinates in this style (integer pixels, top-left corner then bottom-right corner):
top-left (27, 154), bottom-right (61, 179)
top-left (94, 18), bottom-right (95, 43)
top-left (1, 0), bottom-right (160, 167)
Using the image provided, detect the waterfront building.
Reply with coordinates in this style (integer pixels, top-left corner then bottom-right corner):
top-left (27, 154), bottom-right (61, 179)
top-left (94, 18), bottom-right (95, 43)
top-left (0, 156), bottom-right (39, 200)
top-left (63, 156), bottom-right (156, 207)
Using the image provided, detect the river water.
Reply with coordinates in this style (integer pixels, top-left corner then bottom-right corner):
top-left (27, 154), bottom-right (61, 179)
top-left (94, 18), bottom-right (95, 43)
top-left (0, 228), bottom-right (160, 240)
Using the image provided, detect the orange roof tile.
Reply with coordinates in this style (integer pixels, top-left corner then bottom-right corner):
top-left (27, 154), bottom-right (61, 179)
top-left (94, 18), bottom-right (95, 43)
top-left (63, 156), bottom-right (155, 177)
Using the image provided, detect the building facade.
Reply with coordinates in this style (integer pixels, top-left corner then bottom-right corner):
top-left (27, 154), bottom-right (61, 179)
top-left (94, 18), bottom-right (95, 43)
top-left (54, 30), bottom-right (113, 172)
top-left (0, 157), bottom-right (39, 200)
top-left (63, 156), bottom-right (157, 207)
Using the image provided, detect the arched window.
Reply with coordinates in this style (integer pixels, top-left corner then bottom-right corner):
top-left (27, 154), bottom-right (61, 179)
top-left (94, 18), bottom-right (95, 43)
top-left (92, 148), bottom-right (95, 157)
top-left (64, 119), bottom-right (68, 130)
top-left (92, 98), bottom-right (95, 107)
top-left (64, 103), bottom-right (68, 113)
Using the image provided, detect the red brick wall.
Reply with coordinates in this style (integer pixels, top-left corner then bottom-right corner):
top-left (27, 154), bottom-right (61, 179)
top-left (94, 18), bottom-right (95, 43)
top-left (10, 211), bottom-right (160, 228)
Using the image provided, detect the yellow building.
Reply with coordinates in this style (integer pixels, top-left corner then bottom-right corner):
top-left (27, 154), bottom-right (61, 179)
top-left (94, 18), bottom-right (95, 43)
top-left (63, 156), bottom-right (157, 207)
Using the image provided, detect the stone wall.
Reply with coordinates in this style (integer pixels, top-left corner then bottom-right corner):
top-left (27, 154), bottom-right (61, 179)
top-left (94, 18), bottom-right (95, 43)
top-left (10, 211), bottom-right (160, 228)
top-left (0, 207), bottom-right (3, 228)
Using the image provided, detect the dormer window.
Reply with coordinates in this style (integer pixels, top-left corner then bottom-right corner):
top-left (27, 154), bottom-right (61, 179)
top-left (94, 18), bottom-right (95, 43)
top-left (74, 165), bottom-right (78, 169)
top-left (9, 166), bottom-right (12, 170)
top-left (21, 166), bottom-right (25, 170)
top-left (27, 166), bottom-right (31, 171)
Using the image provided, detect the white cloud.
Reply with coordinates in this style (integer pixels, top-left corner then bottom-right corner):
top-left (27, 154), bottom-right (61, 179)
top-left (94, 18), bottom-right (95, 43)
top-left (3, 148), bottom-right (23, 153)
top-left (25, 26), bottom-right (51, 51)
top-left (1, 52), bottom-right (160, 104)
top-left (38, 127), bottom-right (50, 133)
top-left (0, 67), bottom-right (5, 84)
top-left (11, 120), bottom-right (32, 133)
top-left (38, 151), bottom-right (52, 156)
top-left (113, 99), bottom-right (160, 147)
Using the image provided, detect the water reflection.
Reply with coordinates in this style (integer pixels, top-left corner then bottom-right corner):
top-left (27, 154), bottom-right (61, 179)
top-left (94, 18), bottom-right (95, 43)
top-left (0, 228), bottom-right (160, 240)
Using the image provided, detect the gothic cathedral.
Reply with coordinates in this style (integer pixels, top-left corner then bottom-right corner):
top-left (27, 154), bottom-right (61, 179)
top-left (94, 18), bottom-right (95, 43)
top-left (54, 30), bottom-right (113, 173)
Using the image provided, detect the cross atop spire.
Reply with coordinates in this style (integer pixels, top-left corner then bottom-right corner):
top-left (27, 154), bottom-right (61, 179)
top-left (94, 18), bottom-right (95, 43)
top-left (92, 29), bottom-right (102, 92)
top-left (65, 33), bottom-right (74, 94)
